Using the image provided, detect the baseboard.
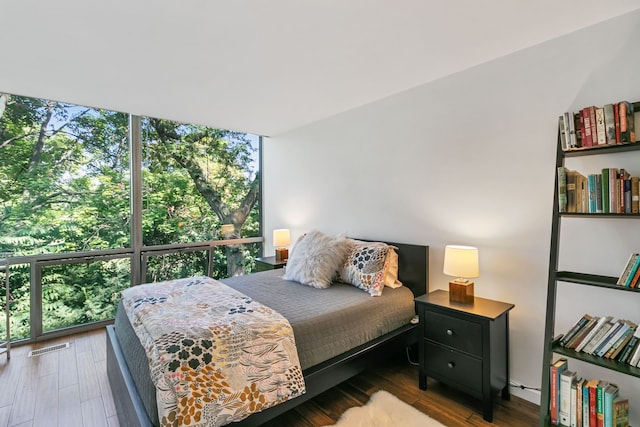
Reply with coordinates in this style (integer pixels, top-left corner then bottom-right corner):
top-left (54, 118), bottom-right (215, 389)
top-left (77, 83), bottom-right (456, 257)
top-left (509, 383), bottom-right (541, 405)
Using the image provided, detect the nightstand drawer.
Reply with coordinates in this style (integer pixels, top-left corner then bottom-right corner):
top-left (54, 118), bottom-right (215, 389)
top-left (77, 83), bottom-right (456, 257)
top-left (424, 340), bottom-right (482, 394)
top-left (424, 310), bottom-right (481, 356)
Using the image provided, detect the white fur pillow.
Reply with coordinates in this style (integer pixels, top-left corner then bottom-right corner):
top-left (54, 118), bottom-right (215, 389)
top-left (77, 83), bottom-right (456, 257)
top-left (283, 230), bottom-right (350, 289)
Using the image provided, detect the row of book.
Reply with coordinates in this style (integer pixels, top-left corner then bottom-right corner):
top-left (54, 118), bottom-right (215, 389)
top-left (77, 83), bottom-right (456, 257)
top-left (550, 357), bottom-right (628, 426)
top-left (557, 314), bottom-right (640, 365)
top-left (557, 167), bottom-right (640, 214)
top-left (560, 101), bottom-right (636, 151)
top-left (616, 253), bottom-right (640, 288)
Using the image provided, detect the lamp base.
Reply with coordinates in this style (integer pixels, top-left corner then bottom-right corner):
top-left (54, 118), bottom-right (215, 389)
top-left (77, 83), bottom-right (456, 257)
top-left (449, 280), bottom-right (474, 304)
top-left (275, 248), bottom-right (289, 262)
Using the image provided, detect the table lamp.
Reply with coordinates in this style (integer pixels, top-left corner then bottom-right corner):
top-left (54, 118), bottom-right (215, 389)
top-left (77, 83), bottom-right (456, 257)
top-left (443, 245), bottom-right (479, 304)
top-left (273, 229), bottom-right (291, 262)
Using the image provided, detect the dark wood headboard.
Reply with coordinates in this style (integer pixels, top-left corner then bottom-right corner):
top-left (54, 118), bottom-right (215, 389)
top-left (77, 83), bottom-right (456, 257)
top-left (388, 241), bottom-right (429, 298)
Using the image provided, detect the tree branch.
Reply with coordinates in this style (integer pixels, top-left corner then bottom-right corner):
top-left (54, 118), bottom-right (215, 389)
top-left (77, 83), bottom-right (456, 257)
top-left (27, 101), bottom-right (54, 172)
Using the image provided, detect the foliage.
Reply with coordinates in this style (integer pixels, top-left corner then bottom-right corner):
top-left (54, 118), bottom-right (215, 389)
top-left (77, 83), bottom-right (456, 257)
top-left (0, 93), bottom-right (261, 340)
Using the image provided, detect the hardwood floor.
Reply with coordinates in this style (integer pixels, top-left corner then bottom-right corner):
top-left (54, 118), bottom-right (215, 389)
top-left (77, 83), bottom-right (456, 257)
top-left (0, 329), bottom-right (118, 427)
top-left (263, 349), bottom-right (540, 427)
top-left (0, 329), bottom-right (540, 426)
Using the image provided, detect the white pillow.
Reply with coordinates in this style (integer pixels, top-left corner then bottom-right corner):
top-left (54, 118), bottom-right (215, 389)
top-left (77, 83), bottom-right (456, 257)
top-left (383, 247), bottom-right (403, 288)
top-left (283, 230), bottom-right (350, 289)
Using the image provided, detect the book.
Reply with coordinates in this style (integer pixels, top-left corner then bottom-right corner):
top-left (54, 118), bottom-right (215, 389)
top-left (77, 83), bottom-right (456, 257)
top-left (595, 321), bottom-right (630, 357)
top-left (616, 329), bottom-right (640, 363)
top-left (603, 384), bottom-right (619, 427)
top-left (563, 169), bottom-right (587, 213)
top-left (577, 110), bottom-right (586, 148)
top-left (576, 316), bottom-right (611, 353)
top-left (616, 253), bottom-right (638, 286)
top-left (576, 378), bottom-right (585, 427)
top-left (604, 103), bottom-right (617, 145)
top-left (589, 106), bottom-right (598, 147)
top-left (559, 116), bottom-right (569, 151)
top-left (632, 176), bottom-right (639, 213)
top-left (588, 174), bottom-right (598, 213)
top-left (595, 174), bottom-right (603, 213)
top-left (596, 380), bottom-right (609, 427)
top-left (551, 358), bottom-right (568, 425)
top-left (629, 338), bottom-right (640, 366)
top-left (564, 112), bottom-right (578, 149)
top-left (596, 107), bottom-right (606, 145)
top-left (583, 379), bottom-right (592, 427)
top-left (560, 370), bottom-right (576, 426)
top-left (619, 101), bottom-right (635, 144)
top-left (623, 178), bottom-right (631, 213)
top-left (567, 316), bottom-right (599, 349)
top-left (583, 319), bottom-right (615, 355)
top-left (558, 167), bottom-right (568, 213)
top-left (628, 262), bottom-right (640, 288)
top-left (608, 168), bottom-right (619, 213)
top-left (601, 168), bottom-right (610, 214)
top-left (623, 254), bottom-right (640, 287)
top-left (582, 108), bottom-right (593, 147)
top-left (614, 103), bottom-right (621, 143)
top-left (619, 169), bottom-right (630, 213)
top-left (570, 377), bottom-right (580, 427)
top-left (560, 313), bottom-right (593, 347)
top-left (612, 397), bottom-right (629, 427)
top-left (606, 325), bottom-right (636, 359)
top-left (567, 170), bottom-right (578, 213)
top-left (579, 173), bottom-right (588, 213)
top-left (587, 379), bottom-right (599, 427)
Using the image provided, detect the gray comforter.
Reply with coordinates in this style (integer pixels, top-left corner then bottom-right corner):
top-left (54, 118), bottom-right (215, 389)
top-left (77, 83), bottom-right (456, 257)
top-left (113, 269), bottom-right (415, 426)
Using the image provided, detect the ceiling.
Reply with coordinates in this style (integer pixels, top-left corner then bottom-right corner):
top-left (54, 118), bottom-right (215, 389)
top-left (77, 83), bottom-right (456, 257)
top-left (1, 0), bottom-right (639, 136)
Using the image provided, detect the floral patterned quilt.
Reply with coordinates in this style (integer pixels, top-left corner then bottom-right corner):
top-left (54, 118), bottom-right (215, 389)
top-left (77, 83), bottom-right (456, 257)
top-left (121, 276), bottom-right (305, 427)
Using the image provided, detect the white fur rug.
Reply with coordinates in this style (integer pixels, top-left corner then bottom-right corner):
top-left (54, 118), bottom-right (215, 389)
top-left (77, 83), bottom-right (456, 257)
top-left (326, 390), bottom-right (446, 427)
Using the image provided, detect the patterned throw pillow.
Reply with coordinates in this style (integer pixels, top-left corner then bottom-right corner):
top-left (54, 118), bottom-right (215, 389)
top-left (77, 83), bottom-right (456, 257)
top-left (339, 240), bottom-right (391, 296)
top-left (283, 230), bottom-right (350, 289)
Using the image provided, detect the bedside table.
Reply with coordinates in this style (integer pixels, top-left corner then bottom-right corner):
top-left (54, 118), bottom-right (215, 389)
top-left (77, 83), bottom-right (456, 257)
top-left (415, 289), bottom-right (514, 422)
top-left (254, 256), bottom-right (286, 272)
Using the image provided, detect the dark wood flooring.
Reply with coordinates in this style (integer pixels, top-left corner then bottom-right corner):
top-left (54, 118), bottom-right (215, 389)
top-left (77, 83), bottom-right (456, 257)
top-left (0, 330), bottom-right (539, 426)
top-left (263, 350), bottom-right (540, 427)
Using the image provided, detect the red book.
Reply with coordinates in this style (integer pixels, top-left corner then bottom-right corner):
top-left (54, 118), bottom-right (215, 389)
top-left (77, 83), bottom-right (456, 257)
top-left (550, 358), bottom-right (567, 424)
top-left (581, 108), bottom-right (592, 147)
top-left (588, 379), bottom-right (599, 427)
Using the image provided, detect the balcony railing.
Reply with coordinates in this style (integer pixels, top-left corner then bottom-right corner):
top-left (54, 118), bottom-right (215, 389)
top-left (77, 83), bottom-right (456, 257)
top-left (3, 236), bottom-right (264, 344)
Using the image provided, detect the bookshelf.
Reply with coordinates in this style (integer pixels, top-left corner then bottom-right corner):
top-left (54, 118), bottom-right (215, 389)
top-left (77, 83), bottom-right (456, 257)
top-left (539, 101), bottom-right (640, 426)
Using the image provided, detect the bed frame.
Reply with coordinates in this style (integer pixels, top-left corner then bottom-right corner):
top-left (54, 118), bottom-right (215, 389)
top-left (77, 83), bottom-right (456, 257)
top-left (106, 241), bottom-right (429, 427)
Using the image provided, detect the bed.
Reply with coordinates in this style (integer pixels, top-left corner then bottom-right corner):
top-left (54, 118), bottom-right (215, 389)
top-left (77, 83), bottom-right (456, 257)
top-left (106, 238), bottom-right (429, 427)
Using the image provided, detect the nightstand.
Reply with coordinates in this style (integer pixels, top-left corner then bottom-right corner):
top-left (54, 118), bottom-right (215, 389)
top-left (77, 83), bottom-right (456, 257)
top-left (415, 289), bottom-right (514, 422)
top-left (254, 256), bottom-right (286, 272)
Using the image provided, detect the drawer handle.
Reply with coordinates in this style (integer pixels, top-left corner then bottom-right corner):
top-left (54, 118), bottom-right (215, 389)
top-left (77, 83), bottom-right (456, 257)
top-left (446, 329), bottom-right (453, 336)
top-left (447, 362), bottom-right (455, 369)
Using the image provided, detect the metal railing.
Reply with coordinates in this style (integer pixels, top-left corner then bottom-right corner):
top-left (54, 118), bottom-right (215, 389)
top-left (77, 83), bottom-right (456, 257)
top-left (5, 236), bottom-right (264, 344)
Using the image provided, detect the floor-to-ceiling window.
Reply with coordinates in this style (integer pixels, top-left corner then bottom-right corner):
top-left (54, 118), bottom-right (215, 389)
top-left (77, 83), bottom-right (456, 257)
top-left (0, 93), bottom-right (263, 343)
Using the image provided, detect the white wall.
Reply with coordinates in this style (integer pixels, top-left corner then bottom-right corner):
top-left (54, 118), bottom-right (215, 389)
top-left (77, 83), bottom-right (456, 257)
top-left (264, 8), bottom-right (640, 420)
